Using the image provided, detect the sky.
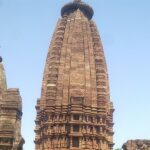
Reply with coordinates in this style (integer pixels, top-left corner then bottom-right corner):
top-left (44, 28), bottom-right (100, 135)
top-left (0, 0), bottom-right (150, 149)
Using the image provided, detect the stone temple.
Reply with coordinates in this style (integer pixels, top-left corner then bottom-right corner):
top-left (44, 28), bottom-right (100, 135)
top-left (34, 0), bottom-right (114, 150)
top-left (0, 57), bottom-right (24, 150)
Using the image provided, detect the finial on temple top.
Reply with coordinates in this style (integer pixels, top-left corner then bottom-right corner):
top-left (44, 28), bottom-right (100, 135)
top-left (74, 0), bottom-right (81, 2)
top-left (62, 0), bottom-right (94, 20)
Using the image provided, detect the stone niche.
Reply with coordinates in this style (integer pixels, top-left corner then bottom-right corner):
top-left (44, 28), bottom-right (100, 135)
top-left (70, 97), bottom-right (84, 105)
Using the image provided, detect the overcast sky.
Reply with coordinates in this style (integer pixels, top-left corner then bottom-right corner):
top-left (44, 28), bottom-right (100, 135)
top-left (0, 0), bottom-right (150, 149)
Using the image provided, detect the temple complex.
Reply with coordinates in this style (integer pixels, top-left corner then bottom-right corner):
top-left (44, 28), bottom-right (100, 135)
top-left (0, 57), bottom-right (24, 150)
top-left (34, 0), bottom-right (114, 149)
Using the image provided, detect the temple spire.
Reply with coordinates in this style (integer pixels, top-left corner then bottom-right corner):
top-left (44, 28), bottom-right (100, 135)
top-left (35, 1), bottom-right (114, 149)
top-left (0, 55), bottom-right (25, 149)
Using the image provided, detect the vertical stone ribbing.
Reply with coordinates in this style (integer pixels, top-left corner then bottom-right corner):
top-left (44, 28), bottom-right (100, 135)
top-left (90, 21), bottom-right (109, 108)
top-left (35, 1), bottom-right (114, 150)
top-left (40, 18), bottom-right (67, 108)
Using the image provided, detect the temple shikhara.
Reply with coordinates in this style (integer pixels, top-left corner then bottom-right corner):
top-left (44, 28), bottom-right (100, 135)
top-left (0, 57), bottom-right (24, 150)
top-left (34, 0), bottom-right (114, 149)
